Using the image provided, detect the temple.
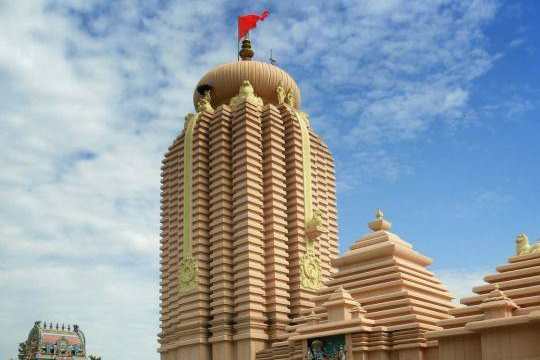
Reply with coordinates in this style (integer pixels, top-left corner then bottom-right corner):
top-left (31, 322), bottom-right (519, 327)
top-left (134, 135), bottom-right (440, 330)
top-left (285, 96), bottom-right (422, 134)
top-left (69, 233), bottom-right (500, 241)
top-left (157, 39), bottom-right (540, 360)
top-left (18, 321), bottom-right (86, 360)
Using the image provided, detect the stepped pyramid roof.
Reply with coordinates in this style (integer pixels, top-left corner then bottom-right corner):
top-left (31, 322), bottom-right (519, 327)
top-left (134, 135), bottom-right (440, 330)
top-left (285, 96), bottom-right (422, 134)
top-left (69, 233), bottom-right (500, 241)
top-left (429, 236), bottom-right (540, 339)
top-left (287, 210), bottom-right (455, 348)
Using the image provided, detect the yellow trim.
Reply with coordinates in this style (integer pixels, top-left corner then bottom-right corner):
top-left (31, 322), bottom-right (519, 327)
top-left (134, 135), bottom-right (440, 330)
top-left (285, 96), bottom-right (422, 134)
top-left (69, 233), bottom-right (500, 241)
top-left (296, 111), bottom-right (322, 290)
top-left (179, 113), bottom-right (198, 291)
top-left (182, 114), bottom-right (197, 258)
top-left (296, 112), bottom-right (313, 222)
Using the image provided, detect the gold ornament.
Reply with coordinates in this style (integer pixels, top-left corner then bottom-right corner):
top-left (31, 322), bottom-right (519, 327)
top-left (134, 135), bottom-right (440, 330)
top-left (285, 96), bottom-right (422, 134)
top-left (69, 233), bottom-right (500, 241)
top-left (295, 110), bottom-right (323, 289)
top-left (306, 209), bottom-right (325, 241)
top-left (196, 90), bottom-right (214, 113)
top-left (276, 81), bottom-right (286, 105)
top-left (516, 233), bottom-right (540, 255)
top-left (300, 241), bottom-right (322, 290)
top-left (230, 80), bottom-right (263, 108)
top-left (178, 255), bottom-right (197, 291)
top-left (285, 89), bottom-right (296, 107)
top-left (178, 113), bottom-right (199, 292)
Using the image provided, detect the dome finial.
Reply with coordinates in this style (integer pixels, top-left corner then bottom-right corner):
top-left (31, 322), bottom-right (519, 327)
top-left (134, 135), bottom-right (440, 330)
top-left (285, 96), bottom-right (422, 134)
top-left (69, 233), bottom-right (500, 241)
top-left (239, 38), bottom-right (254, 60)
top-left (368, 208), bottom-right (392, 232)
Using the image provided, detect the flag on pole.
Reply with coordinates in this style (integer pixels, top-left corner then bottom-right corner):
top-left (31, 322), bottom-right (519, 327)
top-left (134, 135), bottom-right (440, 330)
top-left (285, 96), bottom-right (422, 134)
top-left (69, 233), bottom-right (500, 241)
top-left (238, 10), bottom-right (270, 40)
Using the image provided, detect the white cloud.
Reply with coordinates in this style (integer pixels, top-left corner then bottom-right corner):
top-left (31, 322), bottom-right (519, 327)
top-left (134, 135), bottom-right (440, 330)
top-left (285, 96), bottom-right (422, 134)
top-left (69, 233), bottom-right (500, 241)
top-left (254, 0), bottom-right (500, 187)
top-left (454, 189), bottom-right (514, 219)
top-left (436, 268), bottom-right (490, 303)
top-left (509, 37), bottom-right (525, 48)
top-left (336, 149), bottom-right (413, 192)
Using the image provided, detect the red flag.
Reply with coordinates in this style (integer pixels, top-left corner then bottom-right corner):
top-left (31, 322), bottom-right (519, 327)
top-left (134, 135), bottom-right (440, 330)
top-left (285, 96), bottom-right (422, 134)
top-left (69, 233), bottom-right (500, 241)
top-left (238, 10), bottom-right (269, 40)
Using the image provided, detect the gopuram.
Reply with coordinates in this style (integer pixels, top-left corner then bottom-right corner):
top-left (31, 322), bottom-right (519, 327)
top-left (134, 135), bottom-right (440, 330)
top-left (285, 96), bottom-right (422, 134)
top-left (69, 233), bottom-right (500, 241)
top-left (18, 321), bottom-right (87, 360)
top-left (157, 40), bottom-right (540, 360)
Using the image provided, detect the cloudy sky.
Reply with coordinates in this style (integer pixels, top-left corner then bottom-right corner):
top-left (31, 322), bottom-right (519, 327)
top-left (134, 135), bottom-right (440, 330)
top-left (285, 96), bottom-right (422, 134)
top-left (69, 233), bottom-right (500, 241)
top-left (1, 0), bottom-right (539, 359)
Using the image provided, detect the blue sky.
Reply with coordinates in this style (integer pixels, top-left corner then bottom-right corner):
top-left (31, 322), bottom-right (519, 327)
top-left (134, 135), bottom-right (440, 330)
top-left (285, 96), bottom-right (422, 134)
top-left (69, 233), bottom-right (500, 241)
top-left (0, 1), bottom-right (539, 359)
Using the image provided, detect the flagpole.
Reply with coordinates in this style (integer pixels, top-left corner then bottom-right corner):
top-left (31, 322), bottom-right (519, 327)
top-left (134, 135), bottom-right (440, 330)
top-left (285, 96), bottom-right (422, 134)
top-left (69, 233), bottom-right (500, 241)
top-left (237, 17), bottom-right (240, 61)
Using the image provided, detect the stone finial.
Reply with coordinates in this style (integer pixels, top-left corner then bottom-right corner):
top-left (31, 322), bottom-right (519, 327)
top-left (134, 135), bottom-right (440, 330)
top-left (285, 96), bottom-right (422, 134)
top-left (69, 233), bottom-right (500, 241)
top-left (239, 38), bottom-right (254, 60)
top-left (368, 208), bottom-right (392, 232)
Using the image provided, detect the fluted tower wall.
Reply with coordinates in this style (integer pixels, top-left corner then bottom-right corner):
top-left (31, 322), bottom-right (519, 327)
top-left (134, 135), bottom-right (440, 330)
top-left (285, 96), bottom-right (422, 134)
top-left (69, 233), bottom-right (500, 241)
top-left (158, 75), bottom-right (338, 360)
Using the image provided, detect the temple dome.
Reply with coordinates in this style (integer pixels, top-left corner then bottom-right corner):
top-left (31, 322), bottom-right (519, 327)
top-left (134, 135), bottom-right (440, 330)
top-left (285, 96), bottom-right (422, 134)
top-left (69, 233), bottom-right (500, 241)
top-left (193, 60), bottom-right (301, 110)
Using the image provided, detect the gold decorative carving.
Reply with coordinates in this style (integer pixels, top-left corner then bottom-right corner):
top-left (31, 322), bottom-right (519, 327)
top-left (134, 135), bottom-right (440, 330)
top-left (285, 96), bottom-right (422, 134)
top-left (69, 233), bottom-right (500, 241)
top-left (285, 89), bottom-right (296, 108)
top-left (299, 111), bottom-right (311, 127)
top-left (296, 111), bottom-right (313, 221)
top-left (306, 209), bottom-right (325, 240)
top-left (516, 233), bottom-right (540, 255)
top-left (300, 241), bottom-right (322, 290)
top-left (196, 90), bottom-right (214, 113)
top-left (229, 80), bottom-right (263, 108)
top-left (178, 113), bottom-right (199, 292)
top-left (295, 110), bottom-right (324, 289)
top-left (178, 255), bottom-right (197, 291)
top-left (276, 81), bottom-right (286, 105)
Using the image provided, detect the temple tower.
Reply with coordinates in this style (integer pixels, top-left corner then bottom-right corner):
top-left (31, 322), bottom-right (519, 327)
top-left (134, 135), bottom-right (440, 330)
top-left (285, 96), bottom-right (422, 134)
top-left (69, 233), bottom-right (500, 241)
top-left (158, 40), bottom-right (339, 360)
top-left (18, 321), bottom-right (86, 360)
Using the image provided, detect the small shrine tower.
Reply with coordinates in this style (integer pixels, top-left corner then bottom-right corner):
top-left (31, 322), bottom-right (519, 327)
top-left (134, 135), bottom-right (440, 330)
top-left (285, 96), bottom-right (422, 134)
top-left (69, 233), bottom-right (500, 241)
top-left (158, 40), bottom-right (339, 360)
top-left (18, 321), bottom-right (86, 360)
